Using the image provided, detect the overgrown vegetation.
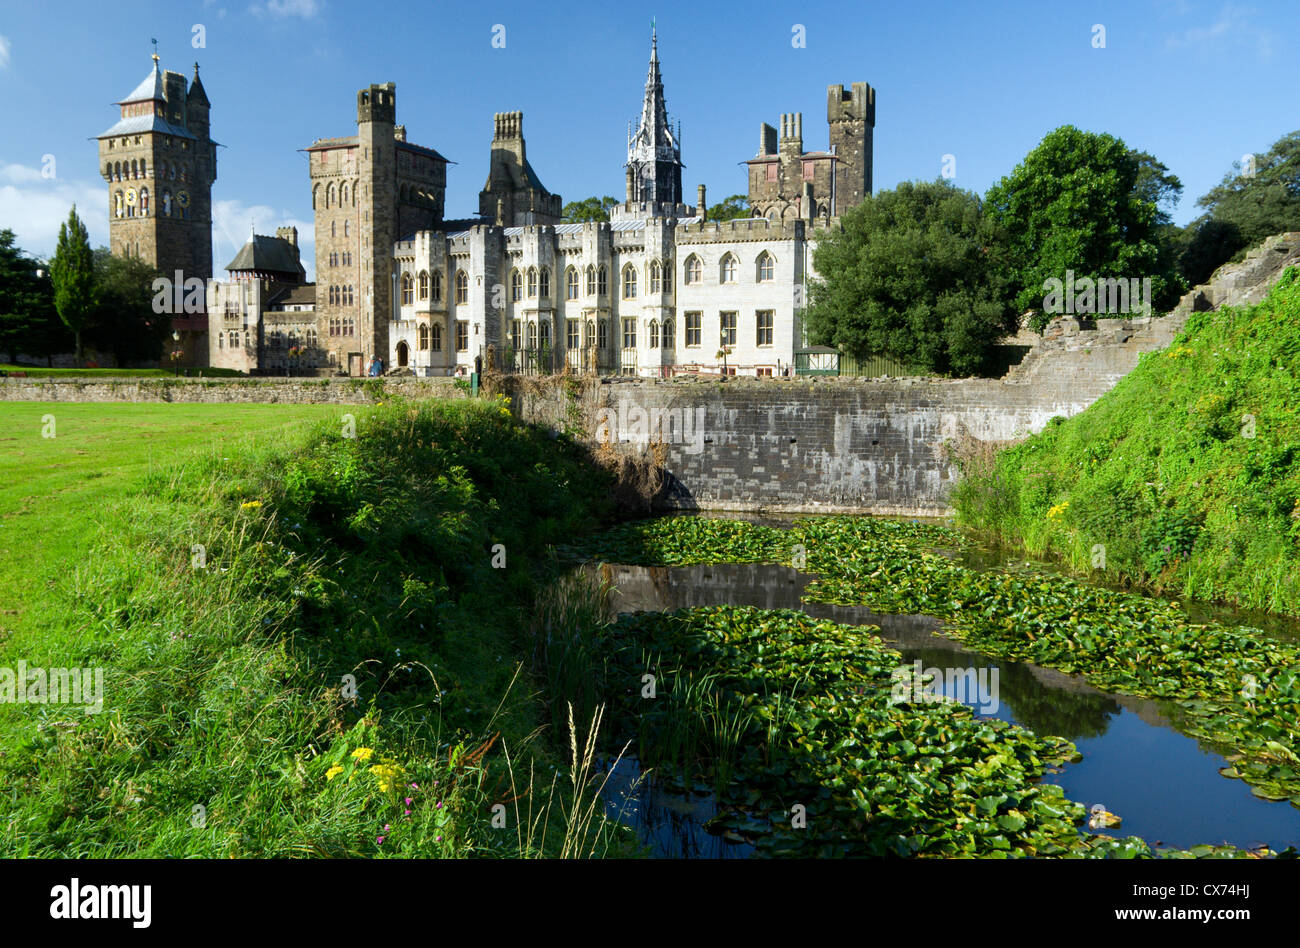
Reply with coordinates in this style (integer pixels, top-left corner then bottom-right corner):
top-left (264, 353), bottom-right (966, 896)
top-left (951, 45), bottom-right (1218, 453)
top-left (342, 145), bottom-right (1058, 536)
top-left (0, 397), bottom-right (638, 857)
top-left (954, 266), bottom-right (1300, 616)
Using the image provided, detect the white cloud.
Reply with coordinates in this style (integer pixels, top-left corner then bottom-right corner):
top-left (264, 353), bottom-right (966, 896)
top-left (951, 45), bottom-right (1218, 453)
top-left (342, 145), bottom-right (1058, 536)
top-left (250, 0), bottom-right (320, 19)
top-left (0, 163), bottom-right (107, 260)
top-left (0, 34), bottom-right (11, 69)
top-left (1165, 4), bottom-right (1276, 58)
top-left (212, 198), bottom-right (315, 281)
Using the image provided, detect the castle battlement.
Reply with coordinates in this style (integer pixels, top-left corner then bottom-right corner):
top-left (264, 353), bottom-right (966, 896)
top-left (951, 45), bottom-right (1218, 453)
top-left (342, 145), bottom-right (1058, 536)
top-left (675, 218), bottom-right (807, 244)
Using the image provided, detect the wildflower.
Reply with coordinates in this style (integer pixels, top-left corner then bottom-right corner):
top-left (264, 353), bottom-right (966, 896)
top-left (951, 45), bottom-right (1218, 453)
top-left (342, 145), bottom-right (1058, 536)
top-left (377, 836), bottom-right (385, 844)
top-left (370, 762), bottom-right (402, 792)
top-left (405, 798), bottom-right (413, 806)
top-left (325, 764), bottom-right (344, 781)
top-left (240, 500), bottom-right (263, 510)
top-left (351, 747), bottom-right (375, 762)
top-left (404, 809), bottom-right (411, 816)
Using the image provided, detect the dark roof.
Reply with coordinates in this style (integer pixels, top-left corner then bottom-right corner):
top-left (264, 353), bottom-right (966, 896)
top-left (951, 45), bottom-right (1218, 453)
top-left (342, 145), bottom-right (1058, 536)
top-left (225, 234), bottom-right (305, 278)
top-left (306, 136), bottom-right (359, 151)
top-left (744, 151), bottom-right (840, 165)
top-left (267, 283), bottom-right (316, 308)
top-left (397, 140), bottom-right (449, 163)
top-left (187, 66), bottom-right (209, 106)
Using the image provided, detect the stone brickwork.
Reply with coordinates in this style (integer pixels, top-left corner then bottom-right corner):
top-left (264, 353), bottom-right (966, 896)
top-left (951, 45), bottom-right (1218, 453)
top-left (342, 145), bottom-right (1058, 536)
top-left (0, 377), bottom-right (465, 404)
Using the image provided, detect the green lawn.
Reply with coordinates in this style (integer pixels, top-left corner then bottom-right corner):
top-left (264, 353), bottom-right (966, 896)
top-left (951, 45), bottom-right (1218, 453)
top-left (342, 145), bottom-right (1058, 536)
top-left (0, 402), bottom-right (359, 632)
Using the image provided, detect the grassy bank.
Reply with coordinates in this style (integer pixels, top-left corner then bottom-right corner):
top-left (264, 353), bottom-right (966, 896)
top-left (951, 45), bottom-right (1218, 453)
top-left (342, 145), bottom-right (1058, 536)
top-left (952, 266), bottom-right (1300, 616)
top-left (1, 397), bottom-right (628, 857)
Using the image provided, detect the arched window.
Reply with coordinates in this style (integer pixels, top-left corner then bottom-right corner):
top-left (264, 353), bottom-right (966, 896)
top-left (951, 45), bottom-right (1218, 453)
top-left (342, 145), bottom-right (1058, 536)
top-left (344, 221), bottom-right (350, 237)
top-left (622, 264), bottom-right (637, 299)
top-left (217, 333), bottom-right (224, 349)
top-left (720, 253), bottom-right (738, 284)
top-left (431, 271), bottom-right (442, 302)
top-left (327, 183), bottom-right (335, 208)
top-left (331, 221), bottom-right (336, 237)
top-left (757, 252), bottom-right (775, 282)
top-left (306, 328), bottom-right (317, 348)
top-left (539, 319), bottom-right (551, 347)
top-left (341, 183), bottom-right (349, 206)
top-left (527, 267), bottom-right (537, 298)
top-left (312, 184), bottom-right (320, 210)
top-left (539, 267), bottom-right (550, 298)
top-left (663, 318), bottom-right (675, 350)
top-left (418, 323), bottom-right (430, 350)
top-left (597, 266), bottom-right (608, 296)
top-left (585, 320), bottom-right (595, 347)
top-left (527, 322), bottom-right (538, 349)
top-left (418, 270), bottom-right (429, 300)
top-left (684, 255), bottom-right (701, 285)
top-left (585, 265), bottom-right (596, 296)
top-left (650, 261), bottom-right (661, 294)
top-left (401, 272), bottom-right (414, 305)
top-left (510, 269), bottom-right (522, 302)
top-left (430, 322), bottom-right (443, 351)
top-left (130, 159), bottom-right (137, 179)
top-left (140, 159), bottom-right (147, 178)
top-left (649, 319), bottom-right (660, 348)
top-left (565, 266), bottom-right (579, 300)
top-left (455, 270), bottom-right (469, 304)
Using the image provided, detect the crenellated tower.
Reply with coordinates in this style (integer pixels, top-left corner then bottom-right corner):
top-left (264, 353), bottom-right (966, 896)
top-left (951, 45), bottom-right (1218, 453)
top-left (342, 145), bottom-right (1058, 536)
top-left (827, 81), bottom-right (875, 215)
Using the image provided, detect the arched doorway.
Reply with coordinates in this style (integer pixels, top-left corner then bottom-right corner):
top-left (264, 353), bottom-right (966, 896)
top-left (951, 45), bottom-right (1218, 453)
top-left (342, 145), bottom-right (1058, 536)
top-left (396, 341), bottom-right (409, 367)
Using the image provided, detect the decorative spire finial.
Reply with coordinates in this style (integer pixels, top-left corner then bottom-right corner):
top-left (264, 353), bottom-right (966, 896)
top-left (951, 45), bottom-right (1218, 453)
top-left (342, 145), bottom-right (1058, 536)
top-left (151, 37), bottom-right (159, 65)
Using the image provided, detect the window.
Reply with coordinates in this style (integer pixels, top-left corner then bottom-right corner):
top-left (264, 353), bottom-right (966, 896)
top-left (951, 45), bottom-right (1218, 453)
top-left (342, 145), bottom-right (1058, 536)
top-left (431, 271), bottom-right (442, 302)
top-left (456, 271), bottom-right (469, 304)
top-left (539, 267), bottom-right (550, 298)
top-left (720, 254), bottom-right (738, 284)
top-left (565, 267), bottom-right (579, 300)
top-left (567, 319), bottom-right (579, 350)
top-left (418, 271), bottom-right (429, 300)
top-left (511, 319), bottom-right (522, 350)
top-left (622, 318), bottom-right (637, 350)
top-left (685, 312), bottom-right (701, 347)
top-left (455, 321), bottom-right (468, 351)
top-left (401, 272), bottom-right (414, 305)
top-left (663, 262), bottom-right (672, 292)
top-left (597, 266), bottom-right (608, 296)
top-left (649, 320), bottom-right (659, 348)
top-left (585, 265), bottom-right (596, 296)
top-left (511, 269), bottom-right (522, 302)
top-left (757, 367), bottom-right (773, 377)
top-left (418, 324), bottom-right (429, 350)
top-left (720, 311), bottom-right (737, 347)
top-left (598, 319), bottom-right (609, 349)
top-left (431, 323), bottom-right (443, 352)
top-left (650, 261), bottom-right (661, 294)
top-left (539, 320), bottom-right (551, 348)
top-left (662, 318), bottom-right (675, 350)
top-left (527, 322), bottom-right (538, 349)
top-left (527, 267), bottom-right (537, 298)
top-left (622, 264), bottom-right (637, 299)
top-left (684, 255), bottom-right (701, 285)
top-left (757, 252), bottom-right (774, 283)
top-left (756, 310), bottom-right (774, 346)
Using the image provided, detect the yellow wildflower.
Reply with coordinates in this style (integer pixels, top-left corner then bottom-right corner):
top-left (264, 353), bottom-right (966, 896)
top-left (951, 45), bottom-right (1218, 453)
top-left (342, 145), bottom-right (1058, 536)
top-left (1047, 501), bottom-right (1070, 520)
top-left (325, 764), bottom-right (344, 781)
top-left (370, 762), bottom-right (402, 793)
top-left (351, 746), bottom-right (374, 762)
top-left (240, 500), bottom-right (263, 510)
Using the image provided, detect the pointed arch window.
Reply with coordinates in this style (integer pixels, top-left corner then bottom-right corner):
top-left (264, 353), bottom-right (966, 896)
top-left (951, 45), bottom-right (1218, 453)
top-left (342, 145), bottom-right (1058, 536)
top-left (510, 269), bottom-right (523, 302)
top-left (757, 252), bottom-right (775, 282)
top-left (649, 261), bottom-right (661, 294)
top-left (566, 266), bottom-right (579, 300)
top-left (430, 322), bottom-right (443, 351)
top-left (527, 267), bottom-right (538, 298)
top-left (418, 270), bottom-right (429, 301)
top-left (539, 267), bottom-right (550, 298)
top-left (597, 266), bottom-right (608, 296)
top-left (455, 270), bottom-right (469, 304)
top-left (648, 319), bottom-right (660, 348)
top-left (662, 318), bottom-right (675, 350)
top-left (401, 272), bottom-right (414, 305)
top-left (684, 255), bottom-right (701, 285)
top-left (431, 271), bottom-right (442, 302)
top-left (622, 265), bottom-right (637, 299)
top-left (418, 323), bottom-right (430, 350)
top-left (720, 253), bottom-right (738, 284)
top-left (585, 265), bottom-right (596, 296)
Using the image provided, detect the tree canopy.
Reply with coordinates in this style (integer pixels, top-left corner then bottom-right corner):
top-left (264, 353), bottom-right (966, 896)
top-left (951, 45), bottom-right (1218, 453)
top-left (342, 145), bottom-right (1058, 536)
top-left (1180, 130), bottom-right (1300, 286)
top-left (50, 206), bottom-right (96, 365)
top-left (805, 179), bottom-right (1016, 376)
top-left (562, 196), bottom-right (620, 223)
top-left (984, 126), bottom-right (1172, 325)
top-left (707, 194), bottom-right (750, 222)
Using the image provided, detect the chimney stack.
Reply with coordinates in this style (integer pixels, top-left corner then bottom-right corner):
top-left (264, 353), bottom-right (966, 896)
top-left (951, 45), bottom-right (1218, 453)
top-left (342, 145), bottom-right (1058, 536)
top-left (697, 184), bottom-right (707, 221)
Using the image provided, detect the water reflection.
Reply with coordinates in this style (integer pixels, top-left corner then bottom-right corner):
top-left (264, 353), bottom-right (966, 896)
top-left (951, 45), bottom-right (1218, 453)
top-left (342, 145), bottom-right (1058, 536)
top-left (597, 560), bottom-right (1300, 855)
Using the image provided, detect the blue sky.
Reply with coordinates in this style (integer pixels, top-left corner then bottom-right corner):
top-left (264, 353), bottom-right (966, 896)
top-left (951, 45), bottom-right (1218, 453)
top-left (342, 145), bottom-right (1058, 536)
top-left (1, 0), bottom-right (1295, 280)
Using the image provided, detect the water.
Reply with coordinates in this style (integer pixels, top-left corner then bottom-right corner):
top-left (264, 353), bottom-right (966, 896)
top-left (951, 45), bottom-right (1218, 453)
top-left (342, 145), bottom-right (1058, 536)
top-left (598, 559), bottom-right (1300, 856)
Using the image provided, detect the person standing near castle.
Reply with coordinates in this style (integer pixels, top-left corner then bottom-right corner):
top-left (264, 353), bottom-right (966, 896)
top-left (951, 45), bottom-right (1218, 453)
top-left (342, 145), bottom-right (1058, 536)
top-left (368, 355), bottom-right (383, 377)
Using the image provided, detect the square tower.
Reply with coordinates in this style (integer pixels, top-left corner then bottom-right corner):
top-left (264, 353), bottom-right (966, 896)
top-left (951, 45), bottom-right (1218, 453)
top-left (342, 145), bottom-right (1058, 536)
top-left (827, 82), bottom-right (875, 216)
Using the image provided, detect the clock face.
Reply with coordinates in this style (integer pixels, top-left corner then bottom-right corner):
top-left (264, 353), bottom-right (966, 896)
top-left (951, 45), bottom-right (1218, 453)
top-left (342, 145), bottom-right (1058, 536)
top-left (125, 188), bottom-right (137, 206)
top-left (177, 190), bottom-right (191, 208)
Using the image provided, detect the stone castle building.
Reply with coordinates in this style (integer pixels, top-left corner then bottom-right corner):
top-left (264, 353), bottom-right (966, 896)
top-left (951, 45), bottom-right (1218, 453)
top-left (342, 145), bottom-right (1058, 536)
top-left (199, 30), bottom-right (875, 377)
top-left (99, 54), bottom-right (216, 364)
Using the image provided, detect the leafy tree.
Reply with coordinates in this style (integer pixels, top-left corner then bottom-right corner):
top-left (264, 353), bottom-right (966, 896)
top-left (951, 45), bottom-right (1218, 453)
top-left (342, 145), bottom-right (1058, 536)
top-left (985, 127), bottom-right (1168, 327)
top-left (50, 206), bottom-right (96, 365)
top-left (707, 194), bottom-right (750, 221)
top-left (562, 196), bottom-right (619, 223)
top-left (85, 248), bottom-right (167, 364)
top-left (805, 179), bottom-right (1016, 376)
top-left (1180, 130), bottom-right (1300, 286)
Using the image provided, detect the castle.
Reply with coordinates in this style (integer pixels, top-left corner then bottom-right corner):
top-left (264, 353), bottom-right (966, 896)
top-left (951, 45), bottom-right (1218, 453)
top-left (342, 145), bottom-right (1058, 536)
top-left (100, 34), bottom-right (874, 377)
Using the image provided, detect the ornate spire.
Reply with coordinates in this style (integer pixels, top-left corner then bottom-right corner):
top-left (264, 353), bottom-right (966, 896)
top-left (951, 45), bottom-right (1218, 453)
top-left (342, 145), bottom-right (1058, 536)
top-left (626, 25), bottom-right (683, 209)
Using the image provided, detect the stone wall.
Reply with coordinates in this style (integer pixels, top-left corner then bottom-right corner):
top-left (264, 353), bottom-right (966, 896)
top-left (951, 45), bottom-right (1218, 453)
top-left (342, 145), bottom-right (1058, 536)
top-left (0, 376), bottom-right (465, 404)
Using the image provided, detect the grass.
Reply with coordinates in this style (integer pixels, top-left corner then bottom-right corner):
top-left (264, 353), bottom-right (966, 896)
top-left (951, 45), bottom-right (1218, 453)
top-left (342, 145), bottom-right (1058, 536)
top-left (1, 364), bottom-right (246, 377)
top-left (0, 397), bottom-right (636, 857)
top-left (952, 265), bottom-right (1300, 616)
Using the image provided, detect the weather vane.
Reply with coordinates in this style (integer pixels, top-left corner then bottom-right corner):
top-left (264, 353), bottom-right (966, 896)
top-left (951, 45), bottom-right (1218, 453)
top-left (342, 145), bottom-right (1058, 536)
top-left (151, 37), bottom-right (159, 63)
